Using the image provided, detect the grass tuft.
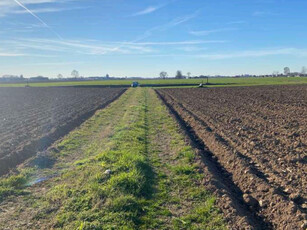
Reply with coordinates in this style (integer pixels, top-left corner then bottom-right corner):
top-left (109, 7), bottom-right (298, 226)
top-left (0, 173), bottom-right (29, 202)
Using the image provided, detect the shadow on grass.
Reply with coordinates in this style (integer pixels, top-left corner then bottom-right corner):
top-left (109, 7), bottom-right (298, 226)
top-left (141, 89), bottom-right (156, 200)
top-left (28, 155), bottom-right (56, 169)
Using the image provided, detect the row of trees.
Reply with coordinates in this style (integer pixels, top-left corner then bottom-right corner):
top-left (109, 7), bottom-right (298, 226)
top-left (57, 67), bottom-right (307, 80)
top-left (56, 70), bottom-right (80, 79)
top-left (57, 70), bottom-right (111, 79)
top-left (60, 70), bottom-right (190, 79)
top-left (159, 71), bottom-right (191, 79)
top-left (282, 66), bottom-right (307, 75)
top-left (161, 67), bottom-right (307, 79)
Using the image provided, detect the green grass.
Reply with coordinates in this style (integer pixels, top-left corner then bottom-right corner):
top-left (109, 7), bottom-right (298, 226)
top-left (35, 89), bottom-right (152, 229)
top-left (143, 89), bottom-right (226, 229)
top-left (1, 77), bottom-right (306, 88)
top-left (0, 172), bottom-right (30, 202)
top-left (0, 88), bottom-right (226, 229)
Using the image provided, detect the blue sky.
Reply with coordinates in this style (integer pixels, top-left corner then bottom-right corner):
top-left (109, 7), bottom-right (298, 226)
top-left (0, 0), bottom-right (307, 78)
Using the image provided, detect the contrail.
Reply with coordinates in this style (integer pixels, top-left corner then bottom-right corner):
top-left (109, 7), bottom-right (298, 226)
top-left (111, 10), bottom-right (200, 53)
top-left (13, 0), bottom-right (63, 40)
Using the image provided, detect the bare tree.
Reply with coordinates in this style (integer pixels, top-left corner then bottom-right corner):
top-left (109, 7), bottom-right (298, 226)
top-left (159, 71), bottom-right (168, 79)
top-left (71, 70), bottom-right (79, 78)
top-left (187, 72), bottom-right (191, 78)
top-left (301, 66), bottom-right (307, 75)
top-left (57, 74), bottom-right (63, 79)
top-left (284, 67), bottom-right (290, 76)
top-left (175, 70), bottom-right (183, 79)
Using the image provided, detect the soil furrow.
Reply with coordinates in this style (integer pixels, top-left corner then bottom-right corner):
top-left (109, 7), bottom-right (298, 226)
top-left (163, 88), bottom-right (307, 212)
top-left (156, 89), bottom-right (306, 229)
top-left (0, 88), bottom-right (126, 176)
top-left (156, 90), bottom-right (271, 230)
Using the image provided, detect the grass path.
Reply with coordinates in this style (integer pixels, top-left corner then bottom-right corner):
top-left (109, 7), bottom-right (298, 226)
top-left (0, 88), bottom-right (225, 229)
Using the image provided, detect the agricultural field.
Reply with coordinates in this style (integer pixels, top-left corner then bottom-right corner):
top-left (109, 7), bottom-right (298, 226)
top-left (0, 88), bottom-right (226, 229)
top-left (0, 84), bottom-right (306, 229)
top-left (0, 87), bottom-right (125, 176)
top-left (1, 77), bottom-right (307, 88)
top-left (157, 85), bottom-right (307, 229)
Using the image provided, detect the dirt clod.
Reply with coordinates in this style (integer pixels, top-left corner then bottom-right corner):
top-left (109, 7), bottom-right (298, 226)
top-left (243, 194), bottom-right (259, 209)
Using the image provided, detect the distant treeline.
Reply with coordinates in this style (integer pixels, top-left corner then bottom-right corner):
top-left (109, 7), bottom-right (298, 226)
top-left (1, 73), bottom-right (307, 84)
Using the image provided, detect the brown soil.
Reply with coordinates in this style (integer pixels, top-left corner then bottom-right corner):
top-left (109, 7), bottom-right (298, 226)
top-left (156, 85), bottom-right (307, 230)
top-left (0, 87), bottom-right (126, 176)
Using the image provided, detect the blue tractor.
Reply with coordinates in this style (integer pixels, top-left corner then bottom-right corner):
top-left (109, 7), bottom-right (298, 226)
top-left (131, 82), bottom-right (139, 87)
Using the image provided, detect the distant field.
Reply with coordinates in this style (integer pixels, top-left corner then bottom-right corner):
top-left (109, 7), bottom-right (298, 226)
top-left (1, 77), bottom-right (307, 88)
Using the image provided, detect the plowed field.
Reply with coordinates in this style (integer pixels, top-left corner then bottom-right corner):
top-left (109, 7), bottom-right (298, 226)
top-left (0, 87), bottom-right (125, 176)
top-left (157, 85), bottom-right (307, 229)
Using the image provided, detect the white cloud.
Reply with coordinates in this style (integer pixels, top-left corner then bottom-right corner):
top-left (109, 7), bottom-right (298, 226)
top-left (9, 0), bottom-right (63, 39)
top-left (0, 52), bottom-right (25, 57)
top-left (190, 28), bottom-right (237, 36)
top-left (0, 0), bottom-right (79, 17)
top-left (8, 38), bottom-right (157, 55)
top-left (7, 40), bottom-right (68, 52)
top-left (0, 0), bottom-right (78, 7)
top-left (169, 13), bottom-right (198, 27)
top-left (1, 9), bottom-right (201, 56)
top-left (118, 40), bottom-right (227, 46)
top-left (132, 5), bottom-right (163, 16)
top-left (0, 47), bottom-right (55, 57)
top-left (196, 48), bottom-right (307, 60)
top-left (1, 37), bottom-right (226, 57)
top-left (12, 6), bottom-right (86, 14)
top-left (133, 48), bottom-right (307, 59)
top-left (20, 61), bottom-right (83, 66)
top-left (131, 0), bottom-right (179, 17)
top-left (227, 21), bottom-right (247, 25)
top-left (8, 39), bottom-right (307, 60)
top-left (135, 10), bottom-right (200, 42)
top-left (107, 10), bottom-right (201, 54)
top-left (176, 46), bottom-right (208, 52)
top-left (0, 0), bottom-right (59, 7)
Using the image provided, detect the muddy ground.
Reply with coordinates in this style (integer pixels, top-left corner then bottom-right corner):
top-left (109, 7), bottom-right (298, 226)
top-left (157, 85), bottom-right (307, 229)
